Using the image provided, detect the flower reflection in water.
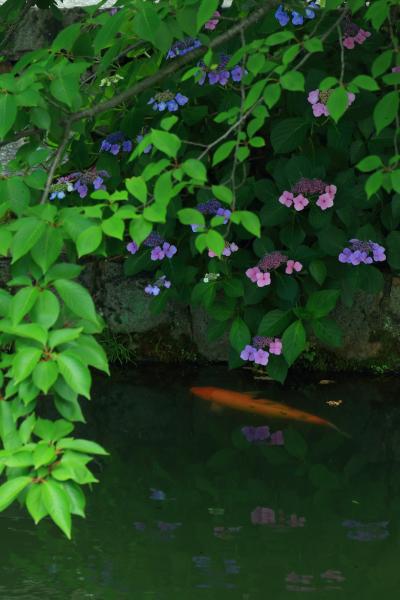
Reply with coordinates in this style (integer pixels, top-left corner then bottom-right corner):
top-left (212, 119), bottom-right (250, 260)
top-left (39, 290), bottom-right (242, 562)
top-left (251, 507), bottom-right (305, 529)
top-left (286, 570), bottom-right (345, 592)
top-left (342, 520), bottom-right (389, 541)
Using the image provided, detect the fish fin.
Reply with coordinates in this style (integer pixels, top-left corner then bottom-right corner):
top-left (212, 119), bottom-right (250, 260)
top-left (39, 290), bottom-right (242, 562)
top-left (210, 402), bottom-right (224, 414)
top-left (328, 422), bottom-right (352, 438)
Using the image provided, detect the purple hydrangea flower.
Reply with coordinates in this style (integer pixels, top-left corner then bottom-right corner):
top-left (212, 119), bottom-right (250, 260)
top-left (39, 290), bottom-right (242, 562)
top-left (167, 38), bottom-right (202, 59)
top-left (100, 131), bottom-right (133, 156)
top-left (338, 240), bottom-right (386, 265)
top-left (241, 425), bottom-right (271, 443)
top-left (148, 91), bottom-right (188, 112)
top-left (127, 241), bottom-right (139, 255)
top-left (197, 54), bottom-right (246, 86)
top-left (69, 168), bottom-right (109, 199)
top-left (144, 275), bottom-right (171, 296)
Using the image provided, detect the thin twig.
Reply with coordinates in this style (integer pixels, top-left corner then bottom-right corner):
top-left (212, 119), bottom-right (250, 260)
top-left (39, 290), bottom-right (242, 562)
top-left (40, 122), bottom-right (72, 204)
top-left (230, 29), bottom-right (248, 212)
top-left (388, 10), bottom-right (399, 167)
top-left (337, 24), bottom-right (345, 84)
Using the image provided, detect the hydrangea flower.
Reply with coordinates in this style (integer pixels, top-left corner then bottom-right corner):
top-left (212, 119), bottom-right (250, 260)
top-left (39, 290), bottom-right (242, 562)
top-left (99, 74), bottom-right (124, 87)
top-left (275, 1), bottom-right (318, 27)
top-left (197, 54), bottom-right (246, 86)
top-left (127, 241), bottom-right (139, 255)
top-left (208, 241), bottom-right (238, 258)
top-left (392, 66), bottom-right (400, 73)
top-left (166, 38), bottom-right (202, 59)
top-left (246, 251), bottom-right (302, 287)
top-left (100, 131), bottom-right (132, 155)
top-left (279, 178), bottom-right (337, 212)
top-left (49, 175), bottom-right (76, 200)
top-left (341, 17), bottom-right (371, 49)
top-left (148, 90), bottom-right (188, 112)
top-left (191, 199), bottom-right (231, 231)
top-left (144, 275), bottom-right (171, 296)
top-left (308, 89), bottom-right (356, 117)
top-left (203, 272), bottom-right (220, 283)
top-left (338, 240), bottom-right (386, 265)
top-left (240, 336), bottom-right (283, 366)
top-left (205, 11), bottom-right (221, 30)
top-left (71, 168), bottom-right (109, 199)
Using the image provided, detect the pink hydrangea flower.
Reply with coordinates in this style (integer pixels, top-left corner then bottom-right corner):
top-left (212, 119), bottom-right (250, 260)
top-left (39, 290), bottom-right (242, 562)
top-left (307, 90), bottom-right (320, 104)
top-left (279, 191), bottom-right (294, 207)
top-left (269, 338), bottom-right (282, 355)
top-left (293, 194), bottom-right (309, 211)
top-left (325, 184), bottom-right (337, 197)
top-left (246, 266), bottom-right (261, 282)
top-left (270, 430), bottom-right (285, 446)
top-left (254, 348), bottom-right (269, 366)
top-left (347, 92), bottom-right (356, 106)
top-left (392, 66), bottom-right (400, 73)
top-left (255, 271), bottom-right (271, 287)
top-left (285, 260), bottom-right (303, 275)
top-left (343, 37), bottom-right (355, 49)
top-left (316, 192), bottom-right (334, 210)
top-left (204, 10), bottom-right (221, 30)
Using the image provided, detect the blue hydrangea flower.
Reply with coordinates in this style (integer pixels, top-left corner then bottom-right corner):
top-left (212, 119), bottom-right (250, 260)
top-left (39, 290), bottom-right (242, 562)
top-left (291, 11), bottom-right (304, 25)
top-left (148, 91), bottom-right (188, 112)
top-left (100, 131), bottom-right (132, 155)
top-left (136, 133), bottom-right (153, 154)
top-left (167, 38), bottom-right (202, 59)
top-left (338, 239), bottom-right (386, 265)
top-left (275, 4), bottom-right (290, 26)
top-left (198, 54), bottom-right (246, 86)
top-left (275, 2), bottom-right (318, 27)
top-left (50, 190), bottom-right (66, 201)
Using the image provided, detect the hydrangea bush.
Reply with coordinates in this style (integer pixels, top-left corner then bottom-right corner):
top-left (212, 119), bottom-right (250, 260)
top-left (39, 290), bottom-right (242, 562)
top-left (0, 0), bottom-right (398, 537)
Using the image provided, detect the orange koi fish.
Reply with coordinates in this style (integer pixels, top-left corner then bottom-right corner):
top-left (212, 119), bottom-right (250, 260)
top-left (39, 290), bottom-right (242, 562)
top-left (190, 387), bottom-right (343, 433)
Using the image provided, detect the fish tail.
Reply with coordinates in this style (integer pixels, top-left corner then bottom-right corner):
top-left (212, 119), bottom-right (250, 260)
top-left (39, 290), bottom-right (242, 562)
top-left (328, 421), bottom-right (352, 438)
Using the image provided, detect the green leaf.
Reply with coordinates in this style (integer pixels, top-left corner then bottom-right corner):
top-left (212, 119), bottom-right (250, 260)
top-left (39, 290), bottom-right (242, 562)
top-left (303, 38), bottom-right (323, 53)
top-left (211, 185), bottom-right (233, 205)
top-left (129, 217), bottom-right (152, 246)
top-left (0, 476), bottom-right (32, 511)
top-left (206, 230), bottom-right (225, 256)
top-left (197, 0), bottom-right (219, 28)
top-left (0, 229), bottom-right (12, 256)
top-left (326, 87), bottom-right (349, 122)
top-left (229, 317), bottom-right (251, 353)
top-left (58, 438), bottom-right (108, 456)
top-left (101, 215), bottom-right (124, 240)
top-left (372, 50), bottom-right (392, 78)
top-left (33, 442), bottom-right (57, 470)
top-left (212, 141), bottom-right (236, 166)
top-left (231, 211), bottom-right (260, 237)
top-left (309, 259), bottom-right (327, 286)
top-left (280, 71), bottom-right (305, 92)
top-left (11, 218), bottom-right (46, 263)
top-left (126, 176), bottom-right (147, 204)
top-left (365, 171), bottom-right (383, 198)
top-left (309, 464), bottom-right (339, 490)
top-left (93, 9), bottom-right (126, 52)
top-left (270, 118), bottom-right (308, 153)
top-left (351, 74), bottom-right (379, 91)
top-left (282, 320), bottom-right (306, 366)
top-left (0, 94), bottom-right (17, 139)
top-left (52, 22), bottom-right (82, 52)
top-left (181, 159), bottom-right (207, 182)
top-left (12, 347), bottom-right (42, 384)
top-left (151, 130), bottom-right (181, 158)
top-left (306, 290), bottom-right (340, 318)
top-left (258, 310), bottom-right (292, 336)
top-left (53, 279), bottom-right (100, 326)
top-left (265, 31), bottom-right (294, 45)
top-left (263, 83), bottom-right (281, 108)
top-left (66, 334), bottom-right (109, 374)
top-left (42, 479), bottom-right (71, 539)
top-left (373, 91), bottom-right (399, 134)
top-left (31, 227), bottom-right (63, 273)
top-left (356, 155), bottom-right (383, 172)
top-left (32, 361), bottom-right (59, 394)
top-left (26, 484), bottom-right (48, 524)
top-left (76, 226), bottom-right (102, 258)
top-left (0, 177), bottom-right (31, 216)
top-left (247, 53), bottom-right (265, 76)
top-left (391, 171), bottom-right (400, 193)
top-left (312, 318), bottom-right (342, 347)
top-left (10, 286), bottom-right (39, 325)
top-left (56, 352), bottom-right (91, 399)
top-left (31, 290), bottom-right (60, 329)
top-left (50, 76), bottom-right (80, 109)
top-left (177, 208), bottom-right (205, 226)
top-left (284, 428), bottom-right (307, 459)
top-left (0, 289), bottom-right (11, 316)
top-left (223, 278), bottom-right (244, 298)
top-left (63, 482), bottom-right (86, 517)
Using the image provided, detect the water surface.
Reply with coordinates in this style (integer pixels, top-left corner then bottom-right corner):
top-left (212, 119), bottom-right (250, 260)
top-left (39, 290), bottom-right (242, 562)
top-left (2, 367), bottom-right (400, 599)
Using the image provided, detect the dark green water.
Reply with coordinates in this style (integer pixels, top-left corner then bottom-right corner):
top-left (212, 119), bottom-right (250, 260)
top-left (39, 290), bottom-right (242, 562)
top-left (1, 367), bottom-right (400, 599)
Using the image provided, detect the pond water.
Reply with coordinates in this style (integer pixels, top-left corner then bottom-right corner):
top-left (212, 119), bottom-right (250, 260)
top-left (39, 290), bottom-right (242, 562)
top-left (1, 367), bottom-right (400, 599)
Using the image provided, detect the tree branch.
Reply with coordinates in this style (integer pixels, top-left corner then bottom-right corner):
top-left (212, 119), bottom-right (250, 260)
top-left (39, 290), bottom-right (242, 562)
top-left (40, 122), bottom-right (72, 204)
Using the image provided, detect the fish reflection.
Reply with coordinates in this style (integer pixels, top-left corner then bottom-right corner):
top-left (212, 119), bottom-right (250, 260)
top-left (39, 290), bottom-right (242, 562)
top-left (241, 425), bottom-right (284, 445)
top-left (251, 507), bottom-right (305, 528)
top-left (342, 520), bottom-right (389, 541)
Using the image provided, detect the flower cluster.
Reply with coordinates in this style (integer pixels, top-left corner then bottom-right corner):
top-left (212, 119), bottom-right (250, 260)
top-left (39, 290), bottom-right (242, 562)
top-left (49, 175), bottom-right (75, 200)
top-left (241, 426), bottom-right (284, 445)
top-left (144, 275), bottom-right (171, 296)
top-left (203, 272), bottom-right (220, 283)
top-left (191, 199), bottom-right (231, 232)
top-left (127, 232), bottom-right (177, 261)
top-left (286, 570), bottom-right (345, 593)
top-left (166, 38), bottom-right (201, 59)
top-left (208, 241), bottom-right (238, 258)
top-left (392, 66), bottom-right (400, 73)
top-left (240, 335), bottom-right (283, 366)
top-left (338, 239), bottom-right (386, 265)
top-left (275, 2), bottom-right (318, 27)
top-left (279, 178), bottom-right (337, 211)
top-left (148, 90), bottom-right (188, 112)
top-left (51, 169), bottom-right (109, 200)
top-left (308, 89), bottom-right (355, 117)
top-left (246, 251), bottom-right (303, 288)
top-left (251, 507), bottom-right (304, 526)
top-left (342, 17), bottom-right (371, 49)
top-left (197, 54), bottom-right (245, 86)
top-left (205, 11), bottom-right (221, 30)
top-left (100, 131), bottom-right (132, 155)
top-left (99, 74), bottom-right (124, 87)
